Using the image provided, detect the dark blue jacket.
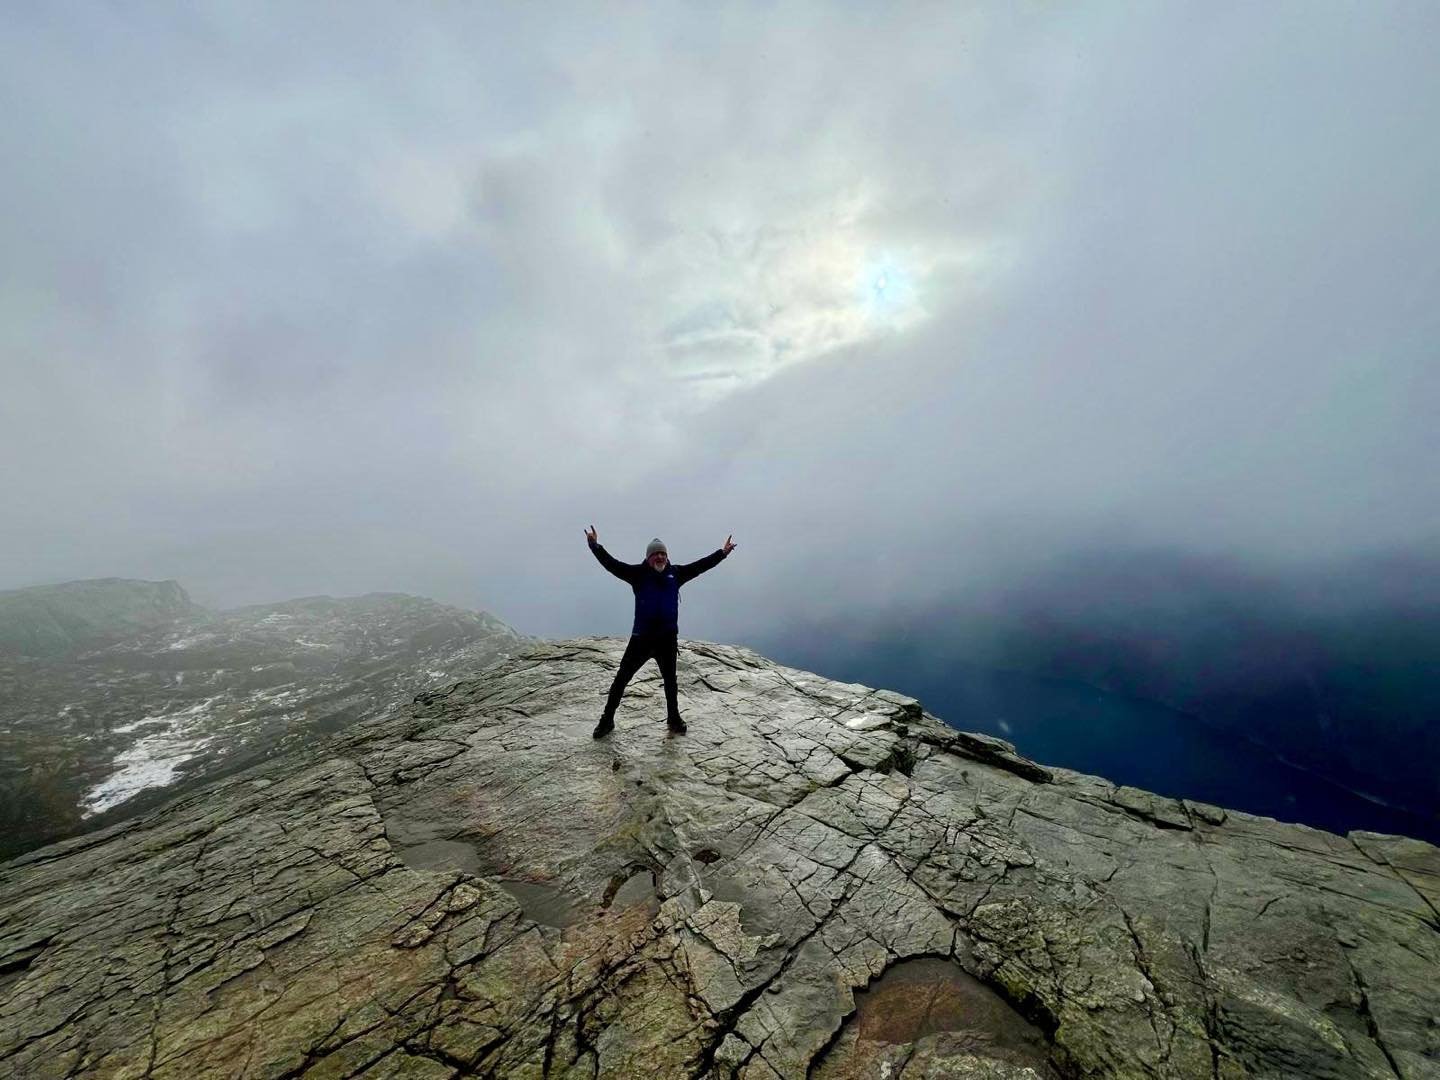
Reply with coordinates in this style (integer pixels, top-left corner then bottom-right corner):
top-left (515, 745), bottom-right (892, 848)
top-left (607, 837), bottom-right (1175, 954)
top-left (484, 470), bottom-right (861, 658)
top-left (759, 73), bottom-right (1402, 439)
top-left (589, 540), bottom-right (728, 635)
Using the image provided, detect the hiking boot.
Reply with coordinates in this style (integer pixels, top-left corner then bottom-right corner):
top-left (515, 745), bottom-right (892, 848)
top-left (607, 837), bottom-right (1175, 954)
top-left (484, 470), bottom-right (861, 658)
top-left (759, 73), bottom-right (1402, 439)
top-left (666, 715), bottom-right (687, 735)
top-left (592, 716), bottom-right (615, 739)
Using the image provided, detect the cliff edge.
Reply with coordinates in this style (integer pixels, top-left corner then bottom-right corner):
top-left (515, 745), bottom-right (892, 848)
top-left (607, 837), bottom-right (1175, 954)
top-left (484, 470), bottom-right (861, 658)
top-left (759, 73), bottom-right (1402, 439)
top-left (1, 638), bottom-right (1436, 1078)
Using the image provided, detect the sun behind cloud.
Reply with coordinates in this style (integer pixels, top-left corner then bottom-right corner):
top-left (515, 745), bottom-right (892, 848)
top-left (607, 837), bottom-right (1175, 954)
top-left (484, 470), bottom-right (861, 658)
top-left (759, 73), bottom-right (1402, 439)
top-left (648, 207), bottom-right (947, 406)
top-left (859, 256), bottom-right (922, 328)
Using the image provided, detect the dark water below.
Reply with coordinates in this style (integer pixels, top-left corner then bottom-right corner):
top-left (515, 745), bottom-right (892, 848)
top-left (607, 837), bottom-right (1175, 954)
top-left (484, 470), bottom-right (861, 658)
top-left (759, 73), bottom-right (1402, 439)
top-left (762, 645), bottom-right (1440, 846)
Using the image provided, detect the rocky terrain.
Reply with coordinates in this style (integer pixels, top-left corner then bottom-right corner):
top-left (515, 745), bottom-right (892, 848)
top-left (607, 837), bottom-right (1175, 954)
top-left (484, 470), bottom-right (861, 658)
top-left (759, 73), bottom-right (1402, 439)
top-left (0, 579), bottom-right (530, 858)
top-left (1, 637), bottom-right (1436, 1078)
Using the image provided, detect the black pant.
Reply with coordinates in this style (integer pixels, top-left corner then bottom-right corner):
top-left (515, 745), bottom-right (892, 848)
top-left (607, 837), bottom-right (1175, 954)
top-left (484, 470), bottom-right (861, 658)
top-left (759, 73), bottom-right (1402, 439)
top-left (603, 630), bottom-right (680, 722)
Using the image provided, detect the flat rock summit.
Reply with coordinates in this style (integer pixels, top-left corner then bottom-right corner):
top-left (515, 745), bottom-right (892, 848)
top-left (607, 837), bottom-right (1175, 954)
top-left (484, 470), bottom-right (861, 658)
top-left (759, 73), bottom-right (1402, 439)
top-left (2, 638), bottom-right (1437, 1078)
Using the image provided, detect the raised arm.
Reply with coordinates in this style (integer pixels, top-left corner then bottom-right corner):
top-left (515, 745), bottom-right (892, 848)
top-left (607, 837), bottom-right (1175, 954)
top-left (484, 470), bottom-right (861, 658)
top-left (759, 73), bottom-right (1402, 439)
top-left (674, 535), bottom-right (735, 585)
top-left (586, 526), bottom-right (641, 584)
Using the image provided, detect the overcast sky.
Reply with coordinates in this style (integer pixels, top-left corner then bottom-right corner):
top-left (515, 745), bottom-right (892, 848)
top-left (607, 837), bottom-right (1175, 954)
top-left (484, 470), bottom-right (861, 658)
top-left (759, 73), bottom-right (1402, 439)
top-left (3, 3), bottom-right (1437, 640)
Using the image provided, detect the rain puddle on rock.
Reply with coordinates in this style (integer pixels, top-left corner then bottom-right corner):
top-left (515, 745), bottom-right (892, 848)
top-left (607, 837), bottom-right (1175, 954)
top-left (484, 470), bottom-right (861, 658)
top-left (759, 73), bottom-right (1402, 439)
top-left (385, 810), bottom-right (486, 877)
top-left (383, 811), bottom-right (619, 930)
top-left (393, 838), bottom-right (483, 875)
top-left (603, 868), bottom-right (659, 917)
top-left (816, 957), bottom-right (1057, 1078)
top-left (392, 838), bottom-right (594, 929)
top-left (496, 879), bottom-right (588, 928)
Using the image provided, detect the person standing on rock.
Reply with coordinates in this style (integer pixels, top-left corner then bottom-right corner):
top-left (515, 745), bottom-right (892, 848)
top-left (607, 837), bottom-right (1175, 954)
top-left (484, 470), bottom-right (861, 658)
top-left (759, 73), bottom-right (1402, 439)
top-left (585, 525), bottom-right (736, 738)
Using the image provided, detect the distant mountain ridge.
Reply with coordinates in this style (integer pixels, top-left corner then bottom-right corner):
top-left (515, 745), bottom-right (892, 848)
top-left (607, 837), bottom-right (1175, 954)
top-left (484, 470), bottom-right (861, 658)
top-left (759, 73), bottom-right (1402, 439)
top-left (0, 578), bottom-right (530, 858)
top-left (0, 578), bottom-right (203, 656)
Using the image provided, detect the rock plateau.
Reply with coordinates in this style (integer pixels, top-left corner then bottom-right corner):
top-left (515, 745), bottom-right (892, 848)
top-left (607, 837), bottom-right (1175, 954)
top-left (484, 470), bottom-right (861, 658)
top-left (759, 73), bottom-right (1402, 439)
top-left (1, 637), bottom-right (1437, 1078)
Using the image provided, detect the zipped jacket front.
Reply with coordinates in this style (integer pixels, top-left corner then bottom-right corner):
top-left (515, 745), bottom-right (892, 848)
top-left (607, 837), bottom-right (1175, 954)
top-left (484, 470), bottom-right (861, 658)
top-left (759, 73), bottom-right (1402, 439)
top-left (588, 540), bottom-right (727, 634)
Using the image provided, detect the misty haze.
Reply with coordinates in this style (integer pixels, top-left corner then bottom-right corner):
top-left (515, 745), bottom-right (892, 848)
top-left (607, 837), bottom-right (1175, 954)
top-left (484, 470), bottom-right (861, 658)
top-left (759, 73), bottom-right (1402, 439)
top-left (2, 6), bottom-right (1439, 1077)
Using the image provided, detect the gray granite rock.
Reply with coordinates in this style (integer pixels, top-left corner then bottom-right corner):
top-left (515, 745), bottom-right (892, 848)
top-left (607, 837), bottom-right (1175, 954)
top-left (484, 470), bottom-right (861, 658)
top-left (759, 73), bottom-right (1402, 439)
top-left (1, 637), bottom-right (1436, 1078)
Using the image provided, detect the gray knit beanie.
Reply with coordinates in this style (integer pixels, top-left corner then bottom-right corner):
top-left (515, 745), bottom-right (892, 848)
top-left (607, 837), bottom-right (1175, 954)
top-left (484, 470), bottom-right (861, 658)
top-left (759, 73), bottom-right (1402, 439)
top-left (645, 538), bottom-right (668, 558)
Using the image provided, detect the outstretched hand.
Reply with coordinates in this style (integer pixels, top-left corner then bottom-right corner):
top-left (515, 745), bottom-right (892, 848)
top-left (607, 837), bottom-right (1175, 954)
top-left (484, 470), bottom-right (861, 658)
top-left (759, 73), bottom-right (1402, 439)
top-left (584, 525), bottom-right (597, 544)
top-left (722, 534), bottom-right (737, 554)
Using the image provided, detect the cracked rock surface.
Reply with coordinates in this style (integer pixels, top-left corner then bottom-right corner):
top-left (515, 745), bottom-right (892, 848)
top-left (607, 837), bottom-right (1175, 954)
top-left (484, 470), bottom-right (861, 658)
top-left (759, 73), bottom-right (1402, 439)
top-left (1, 637), bottom-right (1437, 1079)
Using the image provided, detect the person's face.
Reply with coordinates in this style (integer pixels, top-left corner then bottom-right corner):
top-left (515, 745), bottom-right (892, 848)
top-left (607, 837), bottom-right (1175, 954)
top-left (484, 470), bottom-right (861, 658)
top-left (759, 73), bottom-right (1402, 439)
top-left (648, 551), bottom-right (668, 571)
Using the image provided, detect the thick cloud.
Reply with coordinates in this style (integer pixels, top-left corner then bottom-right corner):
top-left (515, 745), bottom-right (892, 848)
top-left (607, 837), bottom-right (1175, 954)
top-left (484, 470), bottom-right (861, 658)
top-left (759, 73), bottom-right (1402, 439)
top-left (3, 3), bottom-right (1436, 639)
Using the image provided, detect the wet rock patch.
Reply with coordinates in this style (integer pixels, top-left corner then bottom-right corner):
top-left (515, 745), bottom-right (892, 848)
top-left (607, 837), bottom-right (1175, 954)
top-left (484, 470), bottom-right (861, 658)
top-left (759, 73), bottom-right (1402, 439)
top-left (392, 836), bottom-right (483, 875)
top-left (603, 867), bottom-right (659, 915)
top-left (855, 958), bottom-right (1049, 1049)
top-left (811, 956), bottom-right (1059, 1078)
top-left (496, 879), bottom-right (588, 928)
